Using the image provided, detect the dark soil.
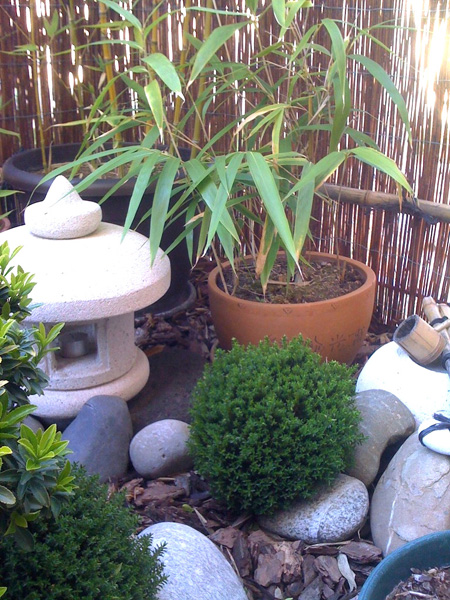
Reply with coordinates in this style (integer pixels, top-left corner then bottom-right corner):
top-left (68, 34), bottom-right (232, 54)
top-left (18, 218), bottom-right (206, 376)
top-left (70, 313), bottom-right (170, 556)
top-left (386, 566), bottom-right (450, 600)
top-left (220, 257), bottom-right (365, 304)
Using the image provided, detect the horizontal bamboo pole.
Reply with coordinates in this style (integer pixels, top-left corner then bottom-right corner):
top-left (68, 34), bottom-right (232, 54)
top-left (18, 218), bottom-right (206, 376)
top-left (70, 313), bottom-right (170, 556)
top-left (320, 183), bottom-right (450, 224)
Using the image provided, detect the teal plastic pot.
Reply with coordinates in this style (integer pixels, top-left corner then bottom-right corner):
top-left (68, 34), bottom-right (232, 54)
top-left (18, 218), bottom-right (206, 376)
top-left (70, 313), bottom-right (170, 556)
top-left (359, 531), bottom-right (450, 600)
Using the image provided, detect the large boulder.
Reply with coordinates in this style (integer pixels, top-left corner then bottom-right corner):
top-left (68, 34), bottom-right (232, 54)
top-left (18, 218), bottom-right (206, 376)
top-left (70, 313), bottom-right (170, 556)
top-left (139, 522), bottom-right (248, 600)
top-left (62, 395), bottom-right (132, 482)
top-left (371, 432), bottom-right (450, 556)
top-left (347, 390), bottom-right (416, 486)
top-left (356, 342), bottom-right (448, 426)
top-left (129, 419), bottom-right (193, 479)
top-left (258, 474), bottom-right (369, 543)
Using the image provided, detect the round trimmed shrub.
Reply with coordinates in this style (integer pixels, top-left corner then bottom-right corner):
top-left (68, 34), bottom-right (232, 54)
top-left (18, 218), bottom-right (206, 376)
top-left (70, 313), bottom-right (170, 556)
top-left (189, 336), bottom-right (362, 515)
top-left (0, 466), bottom-right (166, 599)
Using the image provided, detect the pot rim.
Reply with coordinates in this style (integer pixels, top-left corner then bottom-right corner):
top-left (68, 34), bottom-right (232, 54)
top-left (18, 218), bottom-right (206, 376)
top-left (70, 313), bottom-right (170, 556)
top-left (208, 251), bottom-right (377, 309)
top-left (359, 530), bottom-right (450, 600)
top-left (2, 143), bottom-right (190, 195)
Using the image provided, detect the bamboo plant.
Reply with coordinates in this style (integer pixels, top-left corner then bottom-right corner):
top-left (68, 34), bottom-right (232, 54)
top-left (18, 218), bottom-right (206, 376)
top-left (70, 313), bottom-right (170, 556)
top-left (42, 0), bottom-right (413, 293)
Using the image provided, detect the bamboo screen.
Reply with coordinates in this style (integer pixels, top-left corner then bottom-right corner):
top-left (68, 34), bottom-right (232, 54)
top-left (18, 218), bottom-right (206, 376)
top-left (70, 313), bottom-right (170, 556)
top-left (0, 0), bottom-right (449, 327)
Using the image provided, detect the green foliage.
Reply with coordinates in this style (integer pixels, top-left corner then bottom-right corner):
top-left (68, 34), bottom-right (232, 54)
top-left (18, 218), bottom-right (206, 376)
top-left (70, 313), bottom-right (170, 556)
top-left (39, 0), bottom-right (412, 290)
top-left (0, 466), bottom-right (167, 600)
top-left (0, 241), bottom-right (74, 552)
top-left (189, 336), bottom-right (362, 515)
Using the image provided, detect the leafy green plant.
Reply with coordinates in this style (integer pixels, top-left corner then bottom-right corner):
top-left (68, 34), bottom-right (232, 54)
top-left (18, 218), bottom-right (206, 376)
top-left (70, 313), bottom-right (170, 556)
top-left (42, 0), bottom-right (413, 294)
top-left (0, 241), bottom-right (74, 552)
top-left (18, 1), bottom-right (412, 294)
top-left (189, 336), bottom-right (362, 515)
top-left (0, 466), bottom-right (167, 600)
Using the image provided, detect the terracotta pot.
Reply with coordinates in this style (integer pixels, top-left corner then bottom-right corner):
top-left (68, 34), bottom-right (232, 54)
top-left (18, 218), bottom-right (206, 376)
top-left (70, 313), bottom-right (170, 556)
top-left (208, 252), bottom-right (377, 364)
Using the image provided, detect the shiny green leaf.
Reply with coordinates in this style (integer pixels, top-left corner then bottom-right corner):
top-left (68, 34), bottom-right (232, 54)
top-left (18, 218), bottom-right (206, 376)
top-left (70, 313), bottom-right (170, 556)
top-left (349, 53), bottom-right (412, 143)
top-left (246, 152), bottom-right (298, 264)
top-left (350, 147), bottom-right (412, 192)
top-left (188, 22), bottom-right (248, 86)
top-left (144, 80), bottom-right (164, 137)
top-left (149, 157), bottom-right (181, 265)
top-left (142, 53), bottom-right (184, 98)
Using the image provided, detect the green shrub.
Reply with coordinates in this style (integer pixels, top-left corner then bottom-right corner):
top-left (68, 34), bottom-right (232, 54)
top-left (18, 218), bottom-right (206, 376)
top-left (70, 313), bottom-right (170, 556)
top-left (0, 241), bottom-right (74, 555)
top-left (0, 466), bottom-right (167, 600)
top-left (189, 336), bottom-right (362, 515)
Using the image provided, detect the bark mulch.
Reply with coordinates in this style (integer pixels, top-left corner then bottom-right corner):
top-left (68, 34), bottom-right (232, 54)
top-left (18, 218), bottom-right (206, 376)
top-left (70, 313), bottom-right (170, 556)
top-left (386, 567), bottom-right (450, 600)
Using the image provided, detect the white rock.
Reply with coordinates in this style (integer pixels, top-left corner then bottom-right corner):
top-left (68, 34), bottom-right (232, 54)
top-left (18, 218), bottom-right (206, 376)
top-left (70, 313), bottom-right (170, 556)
top-left (356, 342), bottom-right (450, 426)
top-left (258, 474), bottom-right (369, 543)
top-left (129, 419), bottom-right (193, 478)
top-left (25, 176), bottom-right (102, 239)
top-left (418, 417), bottom-right (450, 455)
top-left (371, 433), bottom-right (450, 556)
top-left (139, 522), bottom-right (248, 600)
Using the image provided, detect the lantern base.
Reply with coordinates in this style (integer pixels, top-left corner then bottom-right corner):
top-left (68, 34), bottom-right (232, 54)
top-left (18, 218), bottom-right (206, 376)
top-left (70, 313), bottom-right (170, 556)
top-left (30, 348), bottom-right (150, 428)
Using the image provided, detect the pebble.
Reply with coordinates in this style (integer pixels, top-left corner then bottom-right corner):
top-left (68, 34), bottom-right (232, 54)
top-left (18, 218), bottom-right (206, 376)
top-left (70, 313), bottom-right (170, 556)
top-left (62, 395), bottom-right (132, 482)
top-left (347, 389), bottom-right (416, 486)
top-left (129, 419), bottom-right (193, 479)
top-left (139, 522), bottom-right (248, 600)
top-left (371, 432), bottom-right (450, 556)
top-left (258, 474), bottom-right (369, 543)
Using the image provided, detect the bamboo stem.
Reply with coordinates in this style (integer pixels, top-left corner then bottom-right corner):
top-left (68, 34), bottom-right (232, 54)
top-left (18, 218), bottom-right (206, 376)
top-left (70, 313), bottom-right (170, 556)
top-left (190, 0), bottom-right (213, 159)
top-left (29, 0), bottom-right (47, 171)
top-left (99, 1), bottom-right (121, 145)
top-left (170, 0), bottom-right (192, 154)
top-left (320, 184), bottom-right (450, 224)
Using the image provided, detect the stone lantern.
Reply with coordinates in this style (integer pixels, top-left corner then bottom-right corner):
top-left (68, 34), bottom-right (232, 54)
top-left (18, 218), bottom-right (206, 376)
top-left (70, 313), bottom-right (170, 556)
top-left (0, 176), bottom-right (171, 425)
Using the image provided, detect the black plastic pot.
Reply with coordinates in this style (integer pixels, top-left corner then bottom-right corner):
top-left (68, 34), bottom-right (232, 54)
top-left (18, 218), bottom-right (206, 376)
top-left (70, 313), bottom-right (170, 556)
top-left (2, 144), bottom-right (195, 315)
top-left (359, 531), bottom-right (450, 600)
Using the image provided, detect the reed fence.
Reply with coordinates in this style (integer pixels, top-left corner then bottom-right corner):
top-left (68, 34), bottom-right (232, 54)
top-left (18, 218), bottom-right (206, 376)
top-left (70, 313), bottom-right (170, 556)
top-left (0, 0), bottom-right (449, 327)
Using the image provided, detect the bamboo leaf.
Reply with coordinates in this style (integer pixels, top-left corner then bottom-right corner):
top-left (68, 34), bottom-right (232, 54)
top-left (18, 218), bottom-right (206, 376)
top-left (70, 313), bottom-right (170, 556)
top-left (142, 53), bottom-right (184, 99)
top-left (97, 0), bottom-right (141, 29)
top-left (293, 179), bottom-right (314, 256)
top-left (272, 0), bottom-right (286, 28)
top-left (246, 152), bottom-right (298, 263)
top-left (149, 158), bottom-right (181, 265)
top-left (323, 19), bottom-right (347, 91)
top-left (287, 152), bottom-right (347, 199)
top-left (122, 153), bottom-right (160, 237)
top-left (188, 22), bottom-right (248, 86)
top-left (260, 231), bottom-right (280, 293)
top-left (272, 109), bottom-right (284, 156)
top-left (144, 80), bottom-right (164, 138)
top-left (184, 160), bottom-right (239, 241)
top-left (349, 53), bottom-right (412, 143)
top-left (350, 147), bottom-right (412, 192)
top-left (285, 0), bottom-right (313, 27)
top-left (330, 73), bottom-right (351, 152)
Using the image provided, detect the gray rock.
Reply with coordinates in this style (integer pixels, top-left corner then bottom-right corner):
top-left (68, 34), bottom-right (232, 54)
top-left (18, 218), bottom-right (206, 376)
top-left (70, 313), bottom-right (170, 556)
top-left (371, 433), bottom-right (450, 556)
top-left (22, 415), bottom-right (44, 434)
top-left (62, 395), bottom-right (132, 482)
top-left (258, 474), bottom-right (369, 543)
top-left (139, 522), bottom-right (248, 600)
top-left (129, 419), bottom-right (193, 479)
top-left (347, 390), bottom-right (416, 486)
